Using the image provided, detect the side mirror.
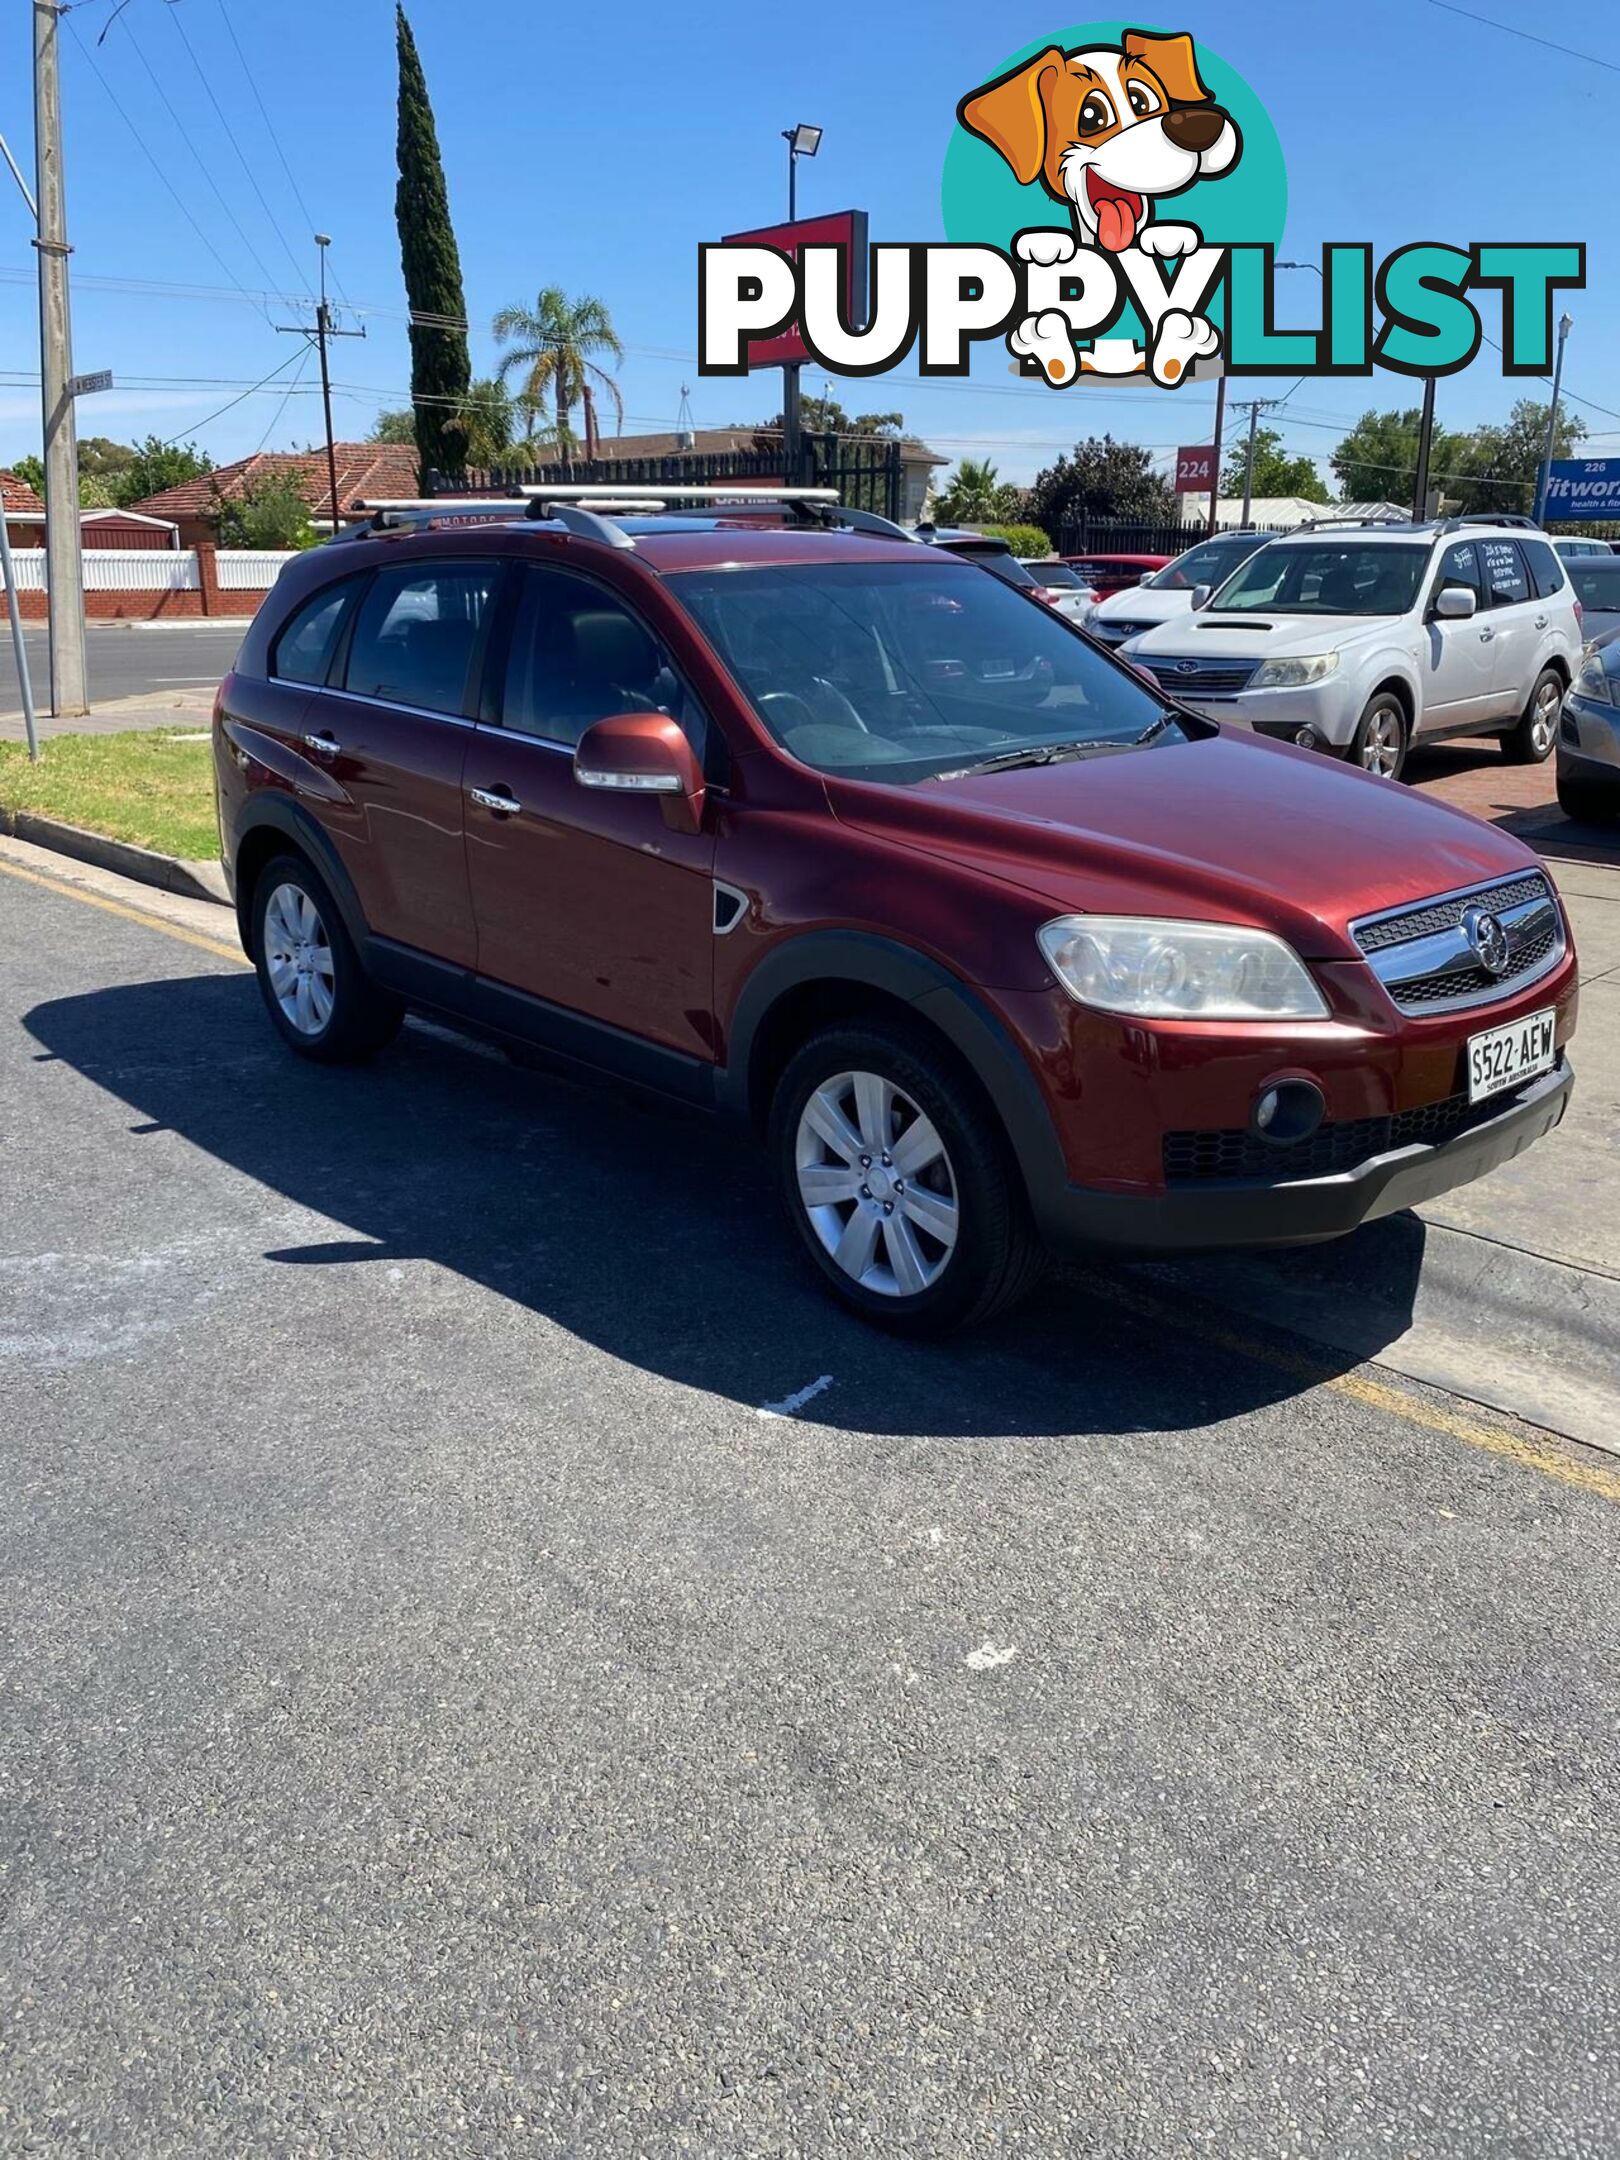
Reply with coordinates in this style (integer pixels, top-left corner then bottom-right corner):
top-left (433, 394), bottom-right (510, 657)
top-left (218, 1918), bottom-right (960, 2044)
top-left (574, 712), bottom-right (705, 834)
top-left (1433, 584), bottom-right (1477, 620)
top-left (1137, 570), bottom-right (1155, 586)
top-left (1191, 583), bottom-right (1212, 609)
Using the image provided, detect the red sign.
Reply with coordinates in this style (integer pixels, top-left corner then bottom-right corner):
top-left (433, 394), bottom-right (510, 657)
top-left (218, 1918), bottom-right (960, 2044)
top-left (1175, 444), bottom-right (1217, 493)
top-left (717, 210), bottom-right (868, 368)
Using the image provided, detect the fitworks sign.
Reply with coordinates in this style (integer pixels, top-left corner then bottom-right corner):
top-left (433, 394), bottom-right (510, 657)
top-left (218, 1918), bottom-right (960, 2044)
top-left (1542, 460), bottom-right (1620, 522)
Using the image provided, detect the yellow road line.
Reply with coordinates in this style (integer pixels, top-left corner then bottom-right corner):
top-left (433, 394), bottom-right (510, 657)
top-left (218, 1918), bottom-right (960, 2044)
top-left (7, 845), bottom-right (1617, 1502)
top-left (0, 852), bottom-right (246, 965)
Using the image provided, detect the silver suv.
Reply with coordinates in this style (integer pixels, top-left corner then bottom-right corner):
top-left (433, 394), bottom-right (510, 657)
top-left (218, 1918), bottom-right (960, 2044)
top-left (1123, 517), bottom-right (1584, 782)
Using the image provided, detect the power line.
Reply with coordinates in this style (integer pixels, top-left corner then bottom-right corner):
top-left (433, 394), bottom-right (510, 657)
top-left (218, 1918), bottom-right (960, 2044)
top-left (164, 2), bottom-right (310, 293)
top-left (211, 0), bottom-right (350, 309)
top-left (159, 346), bottom-right (306, 444)
top-left (254, 346), bottom-right (310, 454)
top-left (1421, 0), bottom-right (1620, 76)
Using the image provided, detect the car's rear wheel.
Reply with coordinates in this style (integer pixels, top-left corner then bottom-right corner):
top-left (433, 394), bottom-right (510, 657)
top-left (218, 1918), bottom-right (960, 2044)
top-left (1504, 668), bottom-right (1563, 764)
top-left (1557, 770), bottom-right (1620, 825)
top-left (769, 1021), bottom-right (1045, 1335)
top-left (1349, 693), bottom-right (1407, 781)
top-left (251, 852), bottom-right (401, 1063)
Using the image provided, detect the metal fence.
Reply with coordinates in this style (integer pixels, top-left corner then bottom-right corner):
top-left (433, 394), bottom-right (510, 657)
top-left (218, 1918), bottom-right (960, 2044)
top-left (428, 433), bottom-right (905, 522)
top-left (1055, 517), bottom-right (1287, 556)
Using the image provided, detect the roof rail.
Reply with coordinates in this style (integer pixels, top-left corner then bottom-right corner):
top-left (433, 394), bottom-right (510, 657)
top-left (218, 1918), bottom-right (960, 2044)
top-left (516, 483), bottom-right (839, 505)
top-left (1293, 513), bottom-right (1413, 533)
top-left (1436, 511), bottom-right (1542, 534)
top-left (343, 498), bottom-right (524, 541)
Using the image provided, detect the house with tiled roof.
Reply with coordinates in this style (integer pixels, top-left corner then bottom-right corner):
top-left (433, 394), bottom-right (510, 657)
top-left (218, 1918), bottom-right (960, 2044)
top-left (2, 469), bottom-right (46, 548)
top-left (128, 443), bottom-right (422, 547)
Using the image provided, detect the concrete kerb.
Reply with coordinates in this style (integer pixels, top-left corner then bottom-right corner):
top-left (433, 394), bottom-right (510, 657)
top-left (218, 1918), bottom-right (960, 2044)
top-left (0, 807), bottom-right (229, 906)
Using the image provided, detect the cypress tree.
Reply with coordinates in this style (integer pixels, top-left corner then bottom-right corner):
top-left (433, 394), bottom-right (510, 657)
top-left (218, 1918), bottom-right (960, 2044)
top-left (394, 6), bottom-right (471, 484)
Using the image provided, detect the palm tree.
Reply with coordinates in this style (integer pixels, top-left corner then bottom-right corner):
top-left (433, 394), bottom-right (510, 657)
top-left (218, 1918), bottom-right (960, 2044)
top-left (492, 287), bottom-right (624, 459)
top-left (444, 377), bottom-right (518, 468)
top-left (936, 457), bottom-right (1001, 522)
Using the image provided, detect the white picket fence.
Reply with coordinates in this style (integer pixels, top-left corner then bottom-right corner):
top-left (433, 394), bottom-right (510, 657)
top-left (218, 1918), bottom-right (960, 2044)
top-left (3, 547), bottom-right (296, 594)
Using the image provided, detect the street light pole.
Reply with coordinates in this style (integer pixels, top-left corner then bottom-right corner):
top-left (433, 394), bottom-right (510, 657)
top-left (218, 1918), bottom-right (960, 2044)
top-left (1411, 374), bottom-right (1437, 522)
top-left (315, 235), bottom-right (340, 535)
top-left (780, 124), bottom-right (821, 490)
top-left (33, 0), bottom-right (87, 718)
top-left (1533, 313), bottom-right (1573, 527)
top-left (1239, 398), bottom-right (1261, 528)
top-left (1206, 374), bottom-right (1227, 539)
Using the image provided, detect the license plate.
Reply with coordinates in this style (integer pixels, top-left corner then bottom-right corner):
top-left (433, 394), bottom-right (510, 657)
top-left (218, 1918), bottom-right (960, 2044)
top-left (1466, 1008), bottom-right (1555, 1105)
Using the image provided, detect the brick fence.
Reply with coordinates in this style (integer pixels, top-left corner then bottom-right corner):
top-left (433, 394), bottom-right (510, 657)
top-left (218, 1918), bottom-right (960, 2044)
top-left (6, 543), bottom-right (294, 622)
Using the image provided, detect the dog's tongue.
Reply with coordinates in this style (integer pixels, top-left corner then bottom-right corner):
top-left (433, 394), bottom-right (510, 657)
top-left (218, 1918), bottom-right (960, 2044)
top-left (1096, 189), bottom-right (1139, 252)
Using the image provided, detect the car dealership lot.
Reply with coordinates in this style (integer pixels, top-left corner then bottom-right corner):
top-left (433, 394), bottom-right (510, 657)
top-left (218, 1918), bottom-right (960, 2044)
top-left (3, 852), bottom-right (1619, 2152)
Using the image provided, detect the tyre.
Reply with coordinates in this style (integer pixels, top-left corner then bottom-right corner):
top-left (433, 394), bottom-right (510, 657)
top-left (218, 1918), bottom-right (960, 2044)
top-left (1504, 668), bottom-right (1563, 764)
top-left (769, 1020), bottom-right (1045, 1335)
top-left (250, 851), bottom-right (402, 1063)
top-left (1557, 770), bottom-right (1620, 825)
top-left (1348, 693), bottom-right (1408, 782)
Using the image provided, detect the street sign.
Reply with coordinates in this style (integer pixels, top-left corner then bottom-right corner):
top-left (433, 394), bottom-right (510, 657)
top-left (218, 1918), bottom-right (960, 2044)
top-left (1541, 458), bottom-right (1620, 521)
top-left (67, 369), bottom-right (112, 398)
top-left (1175, 444), bottom-right (1216, 493)
top-left (717, 210), bottom-right (868, 369)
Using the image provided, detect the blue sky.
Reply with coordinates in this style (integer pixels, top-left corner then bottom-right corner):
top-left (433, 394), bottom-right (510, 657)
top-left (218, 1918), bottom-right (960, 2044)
top-left (2, 0), bottom-right (1616, 495)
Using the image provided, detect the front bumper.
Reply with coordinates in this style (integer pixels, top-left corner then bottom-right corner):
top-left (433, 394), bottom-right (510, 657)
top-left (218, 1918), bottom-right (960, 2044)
top-left (1034, 1057), bottom-right (1572, 1258)
top-left (1172, 676), bottom-right (1364, 748)
top-left (1560, 689), bottom-right (1620, 778)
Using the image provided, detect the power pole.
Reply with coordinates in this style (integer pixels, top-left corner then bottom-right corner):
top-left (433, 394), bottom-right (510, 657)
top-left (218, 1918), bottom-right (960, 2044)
top-left (275, 237), bottom-right (364, 533)
top-left (1206, 375), bottom-right (1227, 538)
top-left (33, 0), bottom-right (87, 717)
top-left (1411, 375), bottom-right (1436, 523)
top-left (1238, 399), bottom-right (1262, 527)
top-left (1532, 313), bottom-right (1573, 527)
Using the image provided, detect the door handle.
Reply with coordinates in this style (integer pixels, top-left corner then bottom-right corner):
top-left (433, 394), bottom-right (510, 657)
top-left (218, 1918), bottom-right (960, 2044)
top-left (1535, 614), bottom-right (1549, 628)
top-left (469, 786), bottom-right (522, 815)
top-left (1478, 627), bottom-right (1495, 642)
top-left (301, 730), bottom-right (340, 757)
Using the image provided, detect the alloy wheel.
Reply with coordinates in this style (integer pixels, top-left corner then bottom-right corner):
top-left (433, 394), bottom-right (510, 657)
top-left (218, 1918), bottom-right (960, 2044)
top-left (263, 880), bottom-right (335, 1036)
top-left (1359, 709), bottom-right (1402, 777)
top-left (1530, 679), bottom-right (1560, 757)
top-left (794, 1069), bottom-right (960, 1298)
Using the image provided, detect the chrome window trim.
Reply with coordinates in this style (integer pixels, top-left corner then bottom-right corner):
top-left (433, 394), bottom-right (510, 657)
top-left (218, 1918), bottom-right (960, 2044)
top-left (324, 687), bottom-right (478, 729)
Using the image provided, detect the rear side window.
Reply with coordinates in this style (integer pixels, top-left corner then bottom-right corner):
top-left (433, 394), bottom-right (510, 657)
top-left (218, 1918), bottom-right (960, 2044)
top-left (1521, 537), bottom-right (1568, 599)
top-left (343, 561), bottom-right (500, 715)
top-left (271, 578), bottom-right (362, 685)
top-left (1478, 538), bottom-right (1530, 608)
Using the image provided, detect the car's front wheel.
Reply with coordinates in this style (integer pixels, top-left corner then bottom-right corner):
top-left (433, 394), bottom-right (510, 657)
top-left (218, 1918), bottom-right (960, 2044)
top-left (769, 1021), bottom-right (1045, 1334)
top-left (251, 852), bottom-right (401, 1063)
top-left (1504, 668), bottom-right (1563, 764)
top-left (1349, 693), bottom-right (1408, 781)
top-left (1557, 770), bottom-right (1620, 826)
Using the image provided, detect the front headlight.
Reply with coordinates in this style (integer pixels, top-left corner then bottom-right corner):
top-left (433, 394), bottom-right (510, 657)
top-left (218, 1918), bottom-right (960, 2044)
top-left (1037, 915), bottom-right (1330, 1020)
top-left (1250, 652), bottom-right (1341, 689)
top-left (1574, 651), bottom-right (1615, 706)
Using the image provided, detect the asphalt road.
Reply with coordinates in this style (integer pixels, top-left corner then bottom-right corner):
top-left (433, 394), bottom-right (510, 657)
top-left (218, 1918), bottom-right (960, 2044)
top-left (3, 855), bottom-right (1619, 2156)
top-left (0, 620), bottom-right (245, 714)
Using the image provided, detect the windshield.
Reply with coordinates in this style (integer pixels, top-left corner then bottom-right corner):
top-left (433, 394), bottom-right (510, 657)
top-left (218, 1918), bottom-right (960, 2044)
top-left (1569, 559), bottom-right (1620, 610)
top-left (1147, 535), bottom-right (1263, 591)
top-left (669, 559), bottom-right (1189, 783)
top-left (1207, 541), bottom-right (1430, 616)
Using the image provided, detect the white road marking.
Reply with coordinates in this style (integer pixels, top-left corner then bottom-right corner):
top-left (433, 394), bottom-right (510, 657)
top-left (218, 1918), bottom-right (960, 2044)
top-left (757, 1373), bottom-right (834, 1419)
top-left (965, 1641), bottom-right (1019, 1671)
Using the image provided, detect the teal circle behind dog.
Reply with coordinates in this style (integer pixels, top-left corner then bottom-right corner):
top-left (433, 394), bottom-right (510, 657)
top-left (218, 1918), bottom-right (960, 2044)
top-left (941, 23), bottom-right (1288, 357)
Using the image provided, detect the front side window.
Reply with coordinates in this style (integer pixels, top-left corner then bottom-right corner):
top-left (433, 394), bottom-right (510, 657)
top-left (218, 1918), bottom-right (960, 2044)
top-left (1433, 541), bottom-right (1483, 607)
top-left (271, 577), bottom-right (362, 685)
top-left (1478, 538), bottom-right (1530, 609)
top-left (1207, 542), bottom-right (1429, 616)
top-left (344, 561), bottom-right (499, 715)
top-left (501, 567), bottom-right (704, 756)
top-left (669, 558), bottom-right (1186, 785)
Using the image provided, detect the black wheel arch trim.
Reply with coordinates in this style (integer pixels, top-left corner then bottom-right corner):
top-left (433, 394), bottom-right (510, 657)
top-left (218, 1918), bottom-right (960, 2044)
top-left (719, 930), bottom-right (1069, 1208)
top-left (229, 796), bottom-right (370, 960)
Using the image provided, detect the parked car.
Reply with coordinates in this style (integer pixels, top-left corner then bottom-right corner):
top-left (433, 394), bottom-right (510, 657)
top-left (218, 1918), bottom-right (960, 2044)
top-left (1060, 550), bottom-right (1173, 597)
top-left (1563, 553), bottom-right (1620, 640)
top-left (1085, 530), bottom-right (1271, 649)
top-left (1558, 625), bottom-right (1620, 824)
top-left (215, 495), bottom-right (1577, 1334)
top-left (921, 528), bottom-right (1096, 622)
top-left (1124, 518), bottom-right (1583, 782)
top-left (1552, 536), bottom-right (1614, 559)
top-left (1016, 557), bottom-right (1098, 623)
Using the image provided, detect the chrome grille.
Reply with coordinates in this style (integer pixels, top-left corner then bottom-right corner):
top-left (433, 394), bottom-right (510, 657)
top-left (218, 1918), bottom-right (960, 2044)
top-left (1350, 874), bottom-right (1565, 1016)
top-left (1094, 619), bottom-right (1152, 643)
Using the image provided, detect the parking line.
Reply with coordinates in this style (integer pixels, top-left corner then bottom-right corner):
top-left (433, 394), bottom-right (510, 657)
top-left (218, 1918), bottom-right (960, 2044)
top-left (0, 854), bottom-right (246, 965)
top-left (6, 845), bottom-right (1616, 1501)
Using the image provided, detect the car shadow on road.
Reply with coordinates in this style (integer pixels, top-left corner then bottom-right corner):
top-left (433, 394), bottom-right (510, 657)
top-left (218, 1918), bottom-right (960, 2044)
top-left (26, 973), bottom-right (1428, 1441)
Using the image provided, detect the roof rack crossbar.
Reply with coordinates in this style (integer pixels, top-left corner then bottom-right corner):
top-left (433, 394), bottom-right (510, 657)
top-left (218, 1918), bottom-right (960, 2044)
top-left (523, 500), bottom-right (637, 548)
top-left (343, 498), bottom-right (526, 540)
top-left (515, 483), bottom-right (839, 503)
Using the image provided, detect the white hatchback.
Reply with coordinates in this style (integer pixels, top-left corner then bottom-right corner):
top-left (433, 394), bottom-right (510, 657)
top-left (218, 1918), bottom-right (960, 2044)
top-left (1123, 519), bottom-right (1584, 782)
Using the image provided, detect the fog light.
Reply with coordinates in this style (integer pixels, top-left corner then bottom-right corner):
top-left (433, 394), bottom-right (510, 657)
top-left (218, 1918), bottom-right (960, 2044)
top-left (1294, 726), bottom-right (1317, 749)
top-left (1250, 1078), bottom-right (1326, 1145)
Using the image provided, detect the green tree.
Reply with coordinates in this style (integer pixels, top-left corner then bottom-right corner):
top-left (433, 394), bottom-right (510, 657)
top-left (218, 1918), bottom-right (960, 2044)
top-left (1445, 398), bottom-right (1587, 514)
top-left (213, 471), bottom-right (317, 550)
top-left (1029, 436), bottom-right (1175, 536)
top-left (935, 456), bottom-right (1002, 522)
top-left (112, 437), bottom-right (213, 508)
top-left (9, 453), bottom-right (44, 496)
top-left (370, 408), bottom-right (418, 445)
top-left (748, 394), bottom-right (905, 439)
top-left (1221, 425), bottom-right (1330, 503)
top-left (445, 378), bottom-right (519, 468)
top-left (78, 475), bottom-right (117, 508)
top-left (1330, 406), bottom-right (1467, 507)
top-left (395, 5), bottom-right (471, 482)
top-left (78, 436), bottom-right (135, 483)
top-left (493, 287), bottom-right (623, 456)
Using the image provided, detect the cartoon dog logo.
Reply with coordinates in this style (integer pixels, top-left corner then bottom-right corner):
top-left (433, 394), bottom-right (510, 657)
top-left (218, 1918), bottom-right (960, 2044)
top-left (959, 29), bottom-right (1241, 257)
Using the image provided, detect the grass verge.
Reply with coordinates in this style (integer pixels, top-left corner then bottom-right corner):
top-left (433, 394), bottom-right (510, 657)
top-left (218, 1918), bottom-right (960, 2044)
top-left (0, 729), bottom-right (219, 860)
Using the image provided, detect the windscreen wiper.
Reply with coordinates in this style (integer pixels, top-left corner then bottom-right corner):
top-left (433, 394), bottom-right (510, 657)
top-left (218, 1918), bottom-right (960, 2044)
top-left (934, 739), bottom-right (1102, 780)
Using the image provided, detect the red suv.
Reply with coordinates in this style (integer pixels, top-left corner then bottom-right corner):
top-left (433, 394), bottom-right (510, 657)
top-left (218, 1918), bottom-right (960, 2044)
top-left (214, 493), bottom-right (1577, 1333)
